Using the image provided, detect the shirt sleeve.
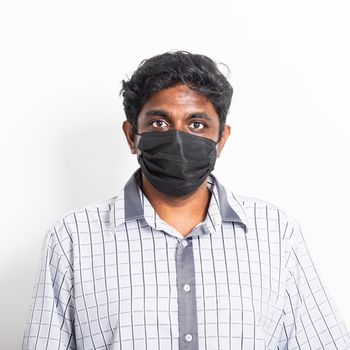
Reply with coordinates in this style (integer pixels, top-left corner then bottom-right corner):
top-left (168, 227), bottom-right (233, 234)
top-left (22, 226), bottom-right (76, 350)
top-left (277, 220), bottom-right (350, 349)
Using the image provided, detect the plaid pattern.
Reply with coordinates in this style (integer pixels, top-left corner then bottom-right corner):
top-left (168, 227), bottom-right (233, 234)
top-left (22, 169), bottom-right (350, 349)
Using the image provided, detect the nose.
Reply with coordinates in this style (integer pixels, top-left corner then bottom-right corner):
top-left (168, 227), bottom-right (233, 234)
top-left (172, 120), bottom-right (187, 133)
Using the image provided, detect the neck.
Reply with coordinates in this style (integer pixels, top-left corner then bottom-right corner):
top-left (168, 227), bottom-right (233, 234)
top-left (141, 173), bottom-right (211, 237)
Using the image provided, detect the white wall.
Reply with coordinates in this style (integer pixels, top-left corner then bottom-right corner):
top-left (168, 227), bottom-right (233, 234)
top-left (1, 0), bottom-right (349, 348)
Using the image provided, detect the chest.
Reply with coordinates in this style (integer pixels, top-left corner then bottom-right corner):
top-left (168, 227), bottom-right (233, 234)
top-left (72, 222), bottom-right (287, 349)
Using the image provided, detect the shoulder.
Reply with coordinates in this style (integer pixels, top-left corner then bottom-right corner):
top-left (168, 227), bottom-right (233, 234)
top-left (47, 196), bottom-right (118, 240)
top-left (230, 193), bottom-right (304, 256)
top-left (235, 193), bottom-right (293, 219)
top-left (223, 185), bottom-right (299, 238)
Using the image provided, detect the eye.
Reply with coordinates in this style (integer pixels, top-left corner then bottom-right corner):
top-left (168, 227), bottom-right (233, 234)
top-left (189, 121), bottom-right (205, 130)
top-left (151, 120), bottom-right (168, 128)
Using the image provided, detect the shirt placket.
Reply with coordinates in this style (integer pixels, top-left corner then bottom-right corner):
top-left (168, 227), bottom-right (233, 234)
top-left (137, 181), bottom-right (221, 350)
top-left (176, 237), bottom-right (199, 350)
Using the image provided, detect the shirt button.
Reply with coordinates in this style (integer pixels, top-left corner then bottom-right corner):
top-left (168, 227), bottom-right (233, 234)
top-left (185, 334), bottom-right (192, 342)
top-left (183, 284), bottom-right (191, 292)
top-left (181, 240), bottom-right (188, 247)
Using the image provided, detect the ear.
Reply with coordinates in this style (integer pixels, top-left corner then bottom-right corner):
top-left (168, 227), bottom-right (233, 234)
top-left (122, 120), bottom-right (138, 154)
top-left (216, 124), bottom-right (231, 157)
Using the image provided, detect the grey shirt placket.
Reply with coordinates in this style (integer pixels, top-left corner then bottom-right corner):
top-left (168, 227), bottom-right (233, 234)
top-left (176, 236), bottom-right (198, 350)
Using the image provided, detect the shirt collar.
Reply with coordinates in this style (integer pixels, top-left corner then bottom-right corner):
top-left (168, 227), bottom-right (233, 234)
top-left (113, 168), bottom-right (248, 233)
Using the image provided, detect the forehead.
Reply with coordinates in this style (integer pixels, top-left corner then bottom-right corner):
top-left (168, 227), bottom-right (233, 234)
top-left (139, 84), bottom-right (218, 116)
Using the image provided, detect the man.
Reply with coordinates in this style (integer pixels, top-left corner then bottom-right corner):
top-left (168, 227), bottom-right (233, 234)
top-left (23, 51), bottom-right (350, 350)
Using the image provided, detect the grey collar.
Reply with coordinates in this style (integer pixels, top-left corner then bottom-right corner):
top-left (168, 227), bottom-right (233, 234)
top-left (118, 168), bottom-right (248, 232)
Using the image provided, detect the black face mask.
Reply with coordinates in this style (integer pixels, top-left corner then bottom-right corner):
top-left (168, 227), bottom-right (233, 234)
top-left (136, 130), bottom-right (218, 197)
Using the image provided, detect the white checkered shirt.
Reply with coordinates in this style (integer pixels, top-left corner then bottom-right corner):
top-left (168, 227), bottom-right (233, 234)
top-left (22, 169), bottom-right (350, 349)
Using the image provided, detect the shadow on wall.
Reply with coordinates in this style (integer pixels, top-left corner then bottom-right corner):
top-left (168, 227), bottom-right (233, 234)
top-left (1, 118), bottom-right (139, 349)
top-left (1, 254), bottom-right (41, 349)
top-left (56, 118), bottom-right (139, 209)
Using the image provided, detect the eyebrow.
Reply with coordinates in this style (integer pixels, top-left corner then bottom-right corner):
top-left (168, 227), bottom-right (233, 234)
top-left (144, 109), bottom-right (211, 120)
top-left (145, 109), bottom-right (169, 118)
top-left (188, 113), bottom-right (211, 120)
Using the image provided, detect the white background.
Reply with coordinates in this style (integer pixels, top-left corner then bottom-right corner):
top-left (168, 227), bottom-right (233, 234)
top-left (1, 0), bottom-right (349, 348)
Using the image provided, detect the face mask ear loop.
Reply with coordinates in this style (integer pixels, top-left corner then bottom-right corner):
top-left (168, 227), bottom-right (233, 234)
top-left (215, 127), bottom-right (225, 145)
top-left (215, 134), bottom-right (222, 145)
top-left (132, 125), bottom-right (141, 137)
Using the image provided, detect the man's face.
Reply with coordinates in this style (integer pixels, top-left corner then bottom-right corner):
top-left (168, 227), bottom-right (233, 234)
top-left (123, 84), bottom-right (230, 156)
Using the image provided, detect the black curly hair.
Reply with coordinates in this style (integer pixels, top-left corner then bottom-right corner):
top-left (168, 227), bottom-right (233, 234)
top-left (120, 50), bottom-right (233, 136)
